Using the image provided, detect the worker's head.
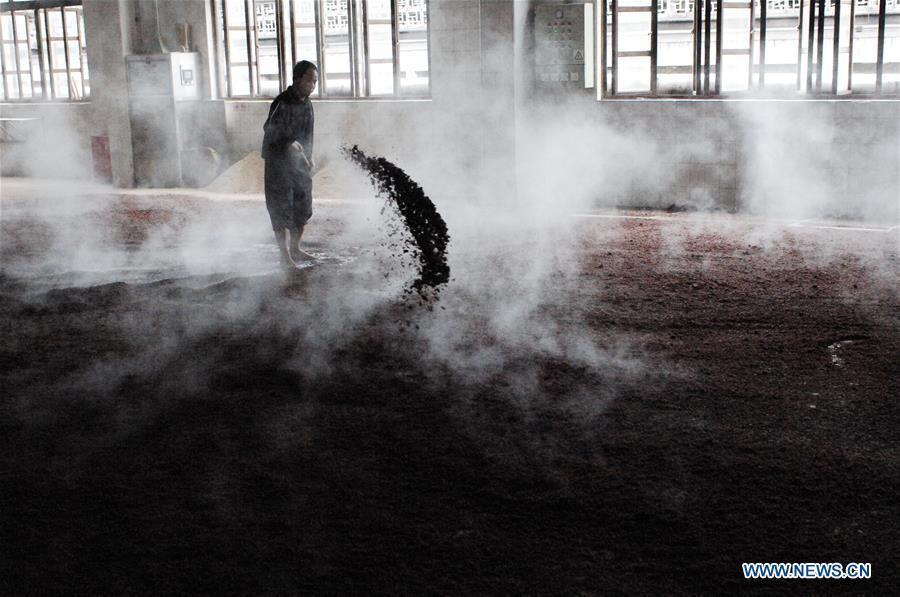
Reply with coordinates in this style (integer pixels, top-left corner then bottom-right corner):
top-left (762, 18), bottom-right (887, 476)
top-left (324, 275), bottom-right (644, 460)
top-left (293, 61), bottom-right (319, 98)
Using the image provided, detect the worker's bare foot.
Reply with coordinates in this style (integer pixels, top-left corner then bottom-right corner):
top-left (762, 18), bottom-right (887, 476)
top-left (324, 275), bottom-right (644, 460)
top-left (291, 247), bottom-right (316, 261)
top-left (279, 251), bottom-right (298, 271)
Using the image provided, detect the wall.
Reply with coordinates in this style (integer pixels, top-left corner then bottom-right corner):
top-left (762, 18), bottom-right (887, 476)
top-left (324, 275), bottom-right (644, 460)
top-left (514, 1), bottom-right (900, 222)
top-left (0, 101), bottom-right (97, 178)
top-left (512, 95), bottom-right (900, 221)
top-left (1, 0), bottom-right (897, 223)
top-left (225, 99), bottom-right (434, 165)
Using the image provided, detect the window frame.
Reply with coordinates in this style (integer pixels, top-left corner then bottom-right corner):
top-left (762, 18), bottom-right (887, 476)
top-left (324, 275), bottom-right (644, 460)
top-left (597, 0), bottom-right (900, 98)
top-left (214, 0), bottom-right (431, 100)
top-left (0, 0), bottom-right (88, 102)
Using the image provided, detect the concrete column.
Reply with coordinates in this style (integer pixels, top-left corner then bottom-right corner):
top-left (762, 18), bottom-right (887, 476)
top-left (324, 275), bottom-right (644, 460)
top-left (82, 0), bottom-right (137, 186)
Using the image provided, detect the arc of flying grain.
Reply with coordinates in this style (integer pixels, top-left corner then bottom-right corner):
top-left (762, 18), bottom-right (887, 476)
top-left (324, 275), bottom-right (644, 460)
top-left (343, 145), bottom-right (451, 300)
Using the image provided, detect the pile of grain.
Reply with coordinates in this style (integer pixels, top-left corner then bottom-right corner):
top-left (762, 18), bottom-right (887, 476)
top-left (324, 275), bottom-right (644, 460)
top-left (205, 151), bottom-right (357, 199)
top-left (204, 151), bottom-right (265, 194)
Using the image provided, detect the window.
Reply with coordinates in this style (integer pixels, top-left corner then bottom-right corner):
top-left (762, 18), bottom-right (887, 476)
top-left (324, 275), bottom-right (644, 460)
top-left (0, 0), bottom-right (89, 101)
top-left (599, 0), bottom-right (900, 96)
top-left (216, 0), bottom-right (430, 98)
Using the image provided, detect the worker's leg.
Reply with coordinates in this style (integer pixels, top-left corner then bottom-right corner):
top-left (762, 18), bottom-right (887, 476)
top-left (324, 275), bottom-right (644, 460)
top-left (273, 228), bottom-right (295, 268)
top-left (289, 225), bottom-right (315, 261)
top-left (265, 160), bottom-right (297, 269)
top-left (289, 178), bottom-right (315, 261)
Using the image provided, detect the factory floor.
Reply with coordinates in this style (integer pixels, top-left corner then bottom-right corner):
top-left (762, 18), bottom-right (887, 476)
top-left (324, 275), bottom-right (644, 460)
top-left (2, 179), bottom-right (899, 594)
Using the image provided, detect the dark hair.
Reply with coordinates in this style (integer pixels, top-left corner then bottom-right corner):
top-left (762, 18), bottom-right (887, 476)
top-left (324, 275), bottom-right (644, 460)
top-left (293, 60), bottom-right (318, 80)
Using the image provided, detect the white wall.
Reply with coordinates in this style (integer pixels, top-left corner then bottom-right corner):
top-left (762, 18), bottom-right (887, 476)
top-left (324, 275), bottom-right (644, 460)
top-left (0, 101), bottom-right (97, 178)
top-left (1, 0), bottom-right (897, 223)
top-left (514, 1), bottom-right (899, 222)
top-left (513, 95), bottom-right (899, 221)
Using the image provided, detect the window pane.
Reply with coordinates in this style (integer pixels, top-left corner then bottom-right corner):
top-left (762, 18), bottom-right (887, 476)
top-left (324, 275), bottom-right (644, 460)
top-left (831, 0), bottom-right (852, 91)
top-left (255, 0), bottom-right (281, 96)
top-left (617, 9), bottom-right (651, 92)
top-left (323, 0), bottom-right (352, 95)
top-left (47, 8), bottom-right (62, 37)
top-left (14, 13), bottom-right (34, 98)
top-left (720, 53), bottom-right (750, 90)
top-left (64, 9), bottom-right (84, 98)
top-left (366, 0), bottom-right (394, 95)
top-left (65, 11), bottom-right (80, 75)
top-left (398, 0), bottom-right (428, 94)
top-left (220, 0), bottom-right (430, 98)
top-left (815, 1), bottom-right (837, 91)
top-left (619, 55), bottom-right (652, 90)
top-left (719, 4), bottom-right (752, 92)
top-left (47, 10), bottom-right (68, 98)
top-left (709, 5), bottom-right (720, 91)
top-left (618, 11), bottom-right (651, 52)
top-left (883, 0), bottom-right (900, 93)
top-left (231, 65), bottom-right (252, 95)
top-left (223, 0), bottom-right (253, 95)
top-left (4, 75), bottom-right (16, 99)
top-left (852, 0), bottom-right (880, 92)
top-left (290, 0), bottom-right (318, 72)
top-left (820, 2), bottom-right (842, 91)
top-left (658, 0), bottom-right (695, 94)
top-left (24, 12), bottom-right (43, 98)
top-left (2, 15), bottom-right (16, 99)
top-left (54, 73), bottom-right (69, 98)
top-left (603, 8), bottom-right (613, 91)
top-left (79, 8), bottom-right (90, 96)
top-left (760, 0), bottom-right (803, 90)
top-left (0, 16), bottom-right (5, 99)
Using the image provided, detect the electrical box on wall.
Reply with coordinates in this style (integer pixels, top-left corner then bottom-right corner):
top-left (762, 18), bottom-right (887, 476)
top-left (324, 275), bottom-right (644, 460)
top-left (126, 53), bottom-right (201, 187)
top-left (534, 3), bottom-right (594, 91)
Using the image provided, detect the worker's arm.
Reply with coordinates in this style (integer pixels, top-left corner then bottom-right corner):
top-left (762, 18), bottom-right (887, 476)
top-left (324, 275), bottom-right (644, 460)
top-left (296, 109), bottom-right (314, 170)
top-left (262, 100), bottom-right (294, 153)
top-left (292, 109), bottom-right (315, 170)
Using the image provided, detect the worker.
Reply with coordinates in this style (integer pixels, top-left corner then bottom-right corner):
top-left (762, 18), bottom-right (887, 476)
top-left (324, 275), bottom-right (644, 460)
top-left (261, 60), bottom-right (318, 268)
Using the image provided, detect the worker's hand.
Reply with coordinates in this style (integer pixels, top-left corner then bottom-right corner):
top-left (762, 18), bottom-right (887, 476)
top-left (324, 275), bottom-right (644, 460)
top-left (291, 141), bottom-right (312, 169)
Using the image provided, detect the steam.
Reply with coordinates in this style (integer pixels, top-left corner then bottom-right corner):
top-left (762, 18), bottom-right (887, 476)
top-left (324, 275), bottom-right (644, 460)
top-left (732, 101), bottom-right (899, 224)
top-left (0, 105), bottom-right (93, 180)
top-left (4, 18), bottom-right (897, 499)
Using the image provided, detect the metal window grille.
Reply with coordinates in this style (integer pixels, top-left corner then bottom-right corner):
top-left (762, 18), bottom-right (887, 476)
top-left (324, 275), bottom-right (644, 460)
top-left (216, 0), bottom-right (429, 98)
top-left (0, 0), bottom-right (88, 101)
top-left (599, 0), bottom-right (900, 96)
